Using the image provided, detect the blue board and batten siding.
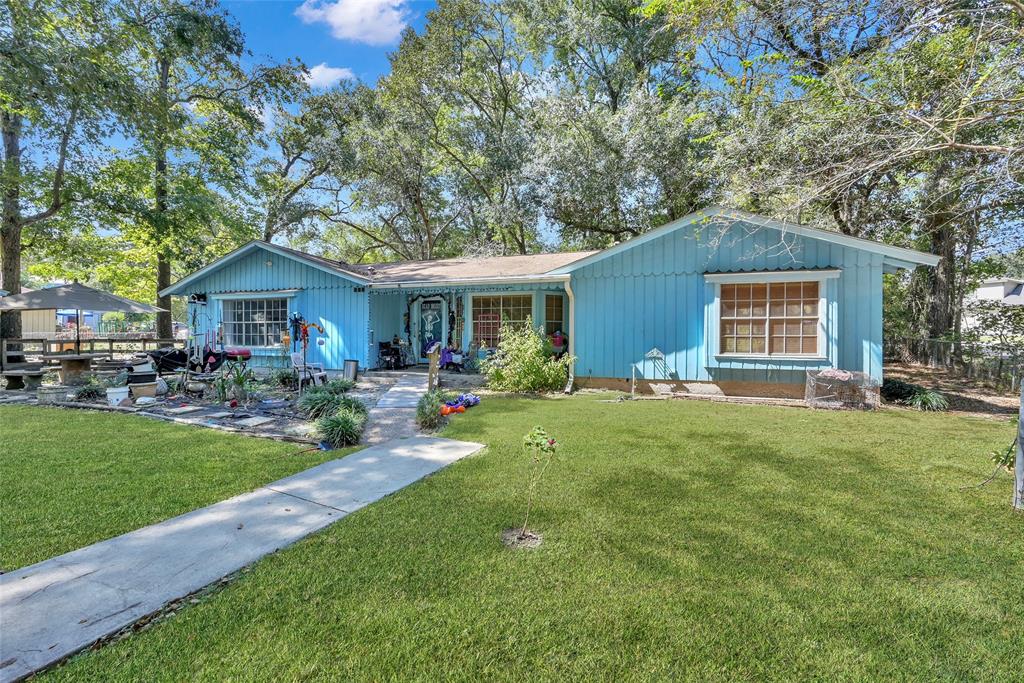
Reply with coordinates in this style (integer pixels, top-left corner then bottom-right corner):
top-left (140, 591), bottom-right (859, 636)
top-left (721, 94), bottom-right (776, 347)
top-left (181, 247), bottom-right (369, 370)
top-left (166, 211), bottom-right (907, 387)
top-left (571, 219), bottom-right (884, 385)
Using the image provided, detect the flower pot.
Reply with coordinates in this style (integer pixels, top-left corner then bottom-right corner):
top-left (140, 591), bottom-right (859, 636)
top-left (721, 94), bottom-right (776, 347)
top-left (106, 385), bottom-right (131, 406)
top-left (37, 385), bottom-right (70, 405)
top-left (130, 382), bottom-right (158, 399)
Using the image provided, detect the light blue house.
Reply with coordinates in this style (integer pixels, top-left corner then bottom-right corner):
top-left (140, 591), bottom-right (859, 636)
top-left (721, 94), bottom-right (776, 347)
top-left (161, 207), bottom-right (938, 396)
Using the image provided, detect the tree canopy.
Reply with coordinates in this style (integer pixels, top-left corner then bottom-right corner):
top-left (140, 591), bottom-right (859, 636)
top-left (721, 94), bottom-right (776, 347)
top-left (2, 0), bottom-right (1021, 350)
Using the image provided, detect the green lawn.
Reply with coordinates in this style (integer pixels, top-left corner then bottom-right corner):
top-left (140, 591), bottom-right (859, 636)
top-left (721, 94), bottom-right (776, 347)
top-left (24, 396), bottom-right (1024, 680)
top-left (0, 405), bottom-right (352, 570)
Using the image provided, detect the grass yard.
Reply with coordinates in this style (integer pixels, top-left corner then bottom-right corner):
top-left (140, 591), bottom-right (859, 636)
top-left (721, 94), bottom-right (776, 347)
top-left (0, 405), bottom-right (352, 570)
top-left (27, 395), bottom-right (1024, 680)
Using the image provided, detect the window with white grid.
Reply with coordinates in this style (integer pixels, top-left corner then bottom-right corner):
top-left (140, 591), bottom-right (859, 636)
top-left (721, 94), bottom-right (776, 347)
top-left (719, 281), bottom-right (820, 356)
top-left (222, 298), bottom-right (288, 347)
top-left (472, 294), bottom-right (532, 348)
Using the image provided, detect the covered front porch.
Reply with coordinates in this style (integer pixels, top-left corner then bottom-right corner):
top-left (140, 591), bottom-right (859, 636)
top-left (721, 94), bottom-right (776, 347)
top-left (367, 281), bottom-right (569, 370)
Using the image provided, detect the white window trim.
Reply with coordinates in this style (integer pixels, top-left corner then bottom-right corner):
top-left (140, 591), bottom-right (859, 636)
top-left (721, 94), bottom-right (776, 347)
top-left (214, 291), bottom-right (298, 350)
top-left (210, 289), bottom-right (301, 301)
top-left (705, 271), bottom-right (837, 361)
top-left (470, 292), bottom-right (535, 348)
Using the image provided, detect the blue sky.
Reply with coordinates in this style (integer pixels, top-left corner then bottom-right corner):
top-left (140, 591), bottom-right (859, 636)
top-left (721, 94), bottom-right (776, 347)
top-left (225, 1), bottom-right (437, 88)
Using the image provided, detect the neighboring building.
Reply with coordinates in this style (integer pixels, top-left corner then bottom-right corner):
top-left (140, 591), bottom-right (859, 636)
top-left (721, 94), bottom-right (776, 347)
top-left (0, 288), bottom-right (57, 338)
top-left (161, 206), bottom-right (939, 397)
top-left (971, 277), bottom-right (1024, 304)
top-left (964, 277), bottom-right (1024, 325)
top-left (0, 287), bottom-right (107, 339)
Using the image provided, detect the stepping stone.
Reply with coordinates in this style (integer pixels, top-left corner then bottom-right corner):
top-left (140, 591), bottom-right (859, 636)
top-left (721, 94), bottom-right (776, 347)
top-left (282, 423), bottom-right (316, 436)
top-left (205, 411), bottom-right (233, 419)
top-left (233, 416), bottom-right (275, 428)
top-left (164, 405), bottom-right (204, 415)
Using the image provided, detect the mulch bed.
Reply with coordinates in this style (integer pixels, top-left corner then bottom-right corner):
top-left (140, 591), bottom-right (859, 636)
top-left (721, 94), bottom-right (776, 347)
top-left (885, 363), bottom-right (1019, 417)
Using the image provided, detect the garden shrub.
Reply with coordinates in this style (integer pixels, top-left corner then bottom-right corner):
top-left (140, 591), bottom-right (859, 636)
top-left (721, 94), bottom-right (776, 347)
top-left (270, 368), bottom-right (296, 389)
top-left (909, 388), bottom-right (949, 412)
top-left (416, 389), bottom-right (458, 431)
top-left (482, 317), bottom-right (574, 393)
top-left (335, 395), bottom-right (368, 417)
top-left (881, 377), bottom-right (948, 411)
top-left (321, 378), bottom-right (355, 394)
top-left (316, 408), bottom-right (366, 448)
top-left (881, 378), bottom-right (917, 402)
top-left (298, 390), bottom-right (347, 420)
top-left (74, 379), bottom-right (106, 402)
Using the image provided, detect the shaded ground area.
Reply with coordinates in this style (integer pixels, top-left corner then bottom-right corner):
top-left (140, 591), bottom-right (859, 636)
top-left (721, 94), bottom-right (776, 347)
top-left (885, 363), bottom-right (1020, 416)
top-left (42, 395), bottom-right (1021, 681)
top-left (0, 405), bottom-right (359, 571)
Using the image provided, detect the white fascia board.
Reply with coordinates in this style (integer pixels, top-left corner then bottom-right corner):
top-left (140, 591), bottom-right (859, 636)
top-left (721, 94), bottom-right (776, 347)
top-left (703, 269), bottom-right (841, 284)
top-left (208, 289), bottom-right (301, 300)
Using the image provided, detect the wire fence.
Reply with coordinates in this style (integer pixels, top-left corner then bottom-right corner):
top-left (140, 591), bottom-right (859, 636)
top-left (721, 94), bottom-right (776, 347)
top-left (884, 337), bottom-right (1023, 392)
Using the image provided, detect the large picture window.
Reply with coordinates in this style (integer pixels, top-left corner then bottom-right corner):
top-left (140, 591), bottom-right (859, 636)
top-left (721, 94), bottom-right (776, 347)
top-left (222, 298), bottom-right (288, 347)
top-left (472, 294), bottom-right (532, 348)
top-left (719, 282), bottom-right (820, 355)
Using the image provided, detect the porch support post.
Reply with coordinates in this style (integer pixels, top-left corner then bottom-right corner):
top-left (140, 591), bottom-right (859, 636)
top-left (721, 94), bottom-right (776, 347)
top-left (564, 277), bottom-right (575, 394)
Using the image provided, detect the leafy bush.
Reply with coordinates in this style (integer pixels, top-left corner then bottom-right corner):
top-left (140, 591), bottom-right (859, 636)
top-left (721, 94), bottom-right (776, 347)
top-left (909, 388), bottom-right (949, 412)
top-left (881, 378), bottom-right (917, 402)
top-left (316, 408), bottom-right (366, 448)
top-left (320, 378), bottom-right (355, 394)
top-left (335, 395), bottom-right (368, 417)
top-left (270, 368), bottom-right (296, 389)
top-left (881, 378), bottom-right (949, 411)
top-left (74, 379), bottom-right (106, 402)
top-left (416, 389), bottom-right (458, 431)
top-left (482, 317), bottom-right (574, 393)
top-left (298, 390), bottom-right (347, 420)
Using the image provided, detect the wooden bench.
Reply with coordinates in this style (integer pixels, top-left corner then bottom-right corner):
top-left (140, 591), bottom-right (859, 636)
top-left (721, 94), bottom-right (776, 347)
top-left (2, 369), bottom-right (48, 391)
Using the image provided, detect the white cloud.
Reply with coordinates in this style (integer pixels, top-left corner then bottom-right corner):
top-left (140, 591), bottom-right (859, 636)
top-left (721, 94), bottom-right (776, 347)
top-left (305, 62), bottom-right (355, 89)
top-left (295, 0), bottom-right (408, 46)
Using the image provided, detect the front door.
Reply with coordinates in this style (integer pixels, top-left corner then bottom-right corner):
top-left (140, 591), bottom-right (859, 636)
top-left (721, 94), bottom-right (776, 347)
top-left (419, 298), bottom-right (444, 361)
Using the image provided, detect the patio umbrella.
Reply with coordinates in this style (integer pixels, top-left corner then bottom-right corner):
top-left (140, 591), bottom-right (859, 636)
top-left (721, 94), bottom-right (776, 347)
top-left (0, 282), bottom-right (166, 352)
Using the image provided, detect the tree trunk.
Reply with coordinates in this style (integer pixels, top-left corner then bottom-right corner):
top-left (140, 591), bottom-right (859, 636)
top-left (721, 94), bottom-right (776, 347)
top-left (154, 56), bottom-right (172, 339)
top-left (1015, 384), bottom-right (1023, 511)
top-left (1, 111), bottom-right (23, 340)
top-left (919, 163), bottom-right (956, 366)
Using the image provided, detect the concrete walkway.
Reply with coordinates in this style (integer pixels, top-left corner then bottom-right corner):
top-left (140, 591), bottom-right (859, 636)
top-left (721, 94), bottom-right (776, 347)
top-left (0, 436), bottom-right (483, 682)
top-left (373, 372), bottom-right (428, 408)
top-left (362, 372), bottom-right (430, 444)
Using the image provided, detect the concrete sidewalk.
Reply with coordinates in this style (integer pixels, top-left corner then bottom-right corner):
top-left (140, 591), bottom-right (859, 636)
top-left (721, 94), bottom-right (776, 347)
top-left (373, 373), bottom-right (429, 408)
top-left (0, 436), bottom-right (483, 682)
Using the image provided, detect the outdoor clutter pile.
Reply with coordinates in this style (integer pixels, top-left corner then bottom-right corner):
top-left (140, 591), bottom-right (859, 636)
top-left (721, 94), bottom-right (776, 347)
top-left (440, 393), bottom-right (480, 417)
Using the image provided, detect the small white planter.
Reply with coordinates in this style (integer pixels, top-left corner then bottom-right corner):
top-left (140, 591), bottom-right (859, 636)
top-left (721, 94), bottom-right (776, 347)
top-left (106, 386), bottom-right (131, 406)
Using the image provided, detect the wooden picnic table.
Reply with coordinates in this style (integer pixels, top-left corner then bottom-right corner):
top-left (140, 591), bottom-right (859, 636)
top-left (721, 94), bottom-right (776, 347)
top-left (44, 353), bottom-right (111, 385)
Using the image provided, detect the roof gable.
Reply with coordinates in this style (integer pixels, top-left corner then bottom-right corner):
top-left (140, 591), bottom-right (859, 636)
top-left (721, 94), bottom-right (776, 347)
top-left (160, 241), bottom-right (368, 297)
top-left (548, 206), bottom-right (940, 275)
